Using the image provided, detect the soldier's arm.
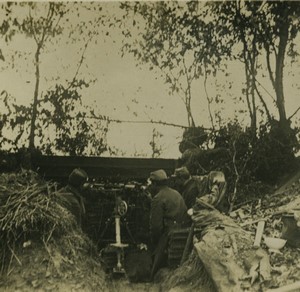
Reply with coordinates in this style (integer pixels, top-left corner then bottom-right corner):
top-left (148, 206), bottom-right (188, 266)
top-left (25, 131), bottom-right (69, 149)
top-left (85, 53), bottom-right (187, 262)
top-left (185, 187), bottom-right (199, 210)
top-left (150, 195), bottom-right (164, 245)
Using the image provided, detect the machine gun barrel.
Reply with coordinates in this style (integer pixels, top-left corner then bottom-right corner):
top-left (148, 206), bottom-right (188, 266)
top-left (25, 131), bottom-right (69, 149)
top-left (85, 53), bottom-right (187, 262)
top-left (87, 181), bottom-right (145, 192)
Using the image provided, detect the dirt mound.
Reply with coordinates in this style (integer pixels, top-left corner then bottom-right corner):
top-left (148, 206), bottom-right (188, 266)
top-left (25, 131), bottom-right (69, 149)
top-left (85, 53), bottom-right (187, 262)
top-left (159, 251), bottom-right (215, 292)
top-left (274, 167), bottom-right (300, 197)
top-left (0, 240), bottom-right (107, 292)
top-left (0, 170), bottom-right (108, 292)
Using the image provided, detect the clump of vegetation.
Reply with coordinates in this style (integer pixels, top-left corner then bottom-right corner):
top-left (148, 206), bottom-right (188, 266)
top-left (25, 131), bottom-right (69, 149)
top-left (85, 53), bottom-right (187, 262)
top-left (0, 170), bottom-right (95, 275)
top-left (178, 121), bottom-right (299, 208)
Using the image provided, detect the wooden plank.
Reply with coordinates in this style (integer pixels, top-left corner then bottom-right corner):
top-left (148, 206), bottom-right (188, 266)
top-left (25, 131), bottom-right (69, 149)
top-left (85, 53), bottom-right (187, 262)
top-left (253, 221), bottom-right (265, 247)
top-left (240, 217), bottom-right (269, 227)
top-left (33, 155), bottom-right (178, 180)
top-left (34, 155), bottom-right (176, 168)
top-left (266, 281), bottom-right (300, 292)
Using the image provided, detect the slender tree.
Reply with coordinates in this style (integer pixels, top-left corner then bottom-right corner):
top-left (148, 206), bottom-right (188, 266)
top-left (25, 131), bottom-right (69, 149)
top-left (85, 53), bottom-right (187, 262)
top-left (0, 2), bottom-right (111, 156)
top-left (120, 1), bottom-right (231, 128)
top-left (19, 3), bottom-right (67, 151)
top-left (208, 1), bottom-right (300, 130)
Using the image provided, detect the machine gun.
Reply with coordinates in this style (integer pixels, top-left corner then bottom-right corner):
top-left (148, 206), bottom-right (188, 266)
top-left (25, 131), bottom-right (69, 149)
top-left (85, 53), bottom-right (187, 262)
top-left (82, 181), bottom-right (152, 274)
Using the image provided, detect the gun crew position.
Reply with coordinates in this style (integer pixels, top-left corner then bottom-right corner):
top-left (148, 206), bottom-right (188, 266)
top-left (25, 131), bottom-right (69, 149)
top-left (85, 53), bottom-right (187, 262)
top-left (56, 165), bottom-right (228, 282)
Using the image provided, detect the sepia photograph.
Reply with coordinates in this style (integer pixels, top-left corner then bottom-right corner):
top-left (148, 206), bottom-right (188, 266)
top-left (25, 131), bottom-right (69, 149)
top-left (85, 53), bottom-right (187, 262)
top-left (0, 1), bottom-right (300, 291)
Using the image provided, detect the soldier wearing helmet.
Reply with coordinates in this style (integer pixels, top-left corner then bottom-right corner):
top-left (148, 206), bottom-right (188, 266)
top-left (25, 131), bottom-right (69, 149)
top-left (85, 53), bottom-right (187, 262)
top-left (58, 168), bottom-right (88, 226)
top-left (173, 167), bottom-right (228, 212)
top-left (148, 169), bottom-right (189, 280)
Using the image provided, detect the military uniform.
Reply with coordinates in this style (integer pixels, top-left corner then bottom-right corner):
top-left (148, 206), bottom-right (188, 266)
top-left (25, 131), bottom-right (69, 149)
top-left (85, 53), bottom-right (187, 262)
top-left (150, 183), bottom-right (189, 279)
top-left (57, 168), bottom-right (88, 226)
top-left (58, 184), bottom-right (86, 226)
top-left (180, 178), bottom-right (199, 209)
top-left (150, 185), bottom-right (189, 245)
top-left (174, 167), bottom-right (228, 212)
top-left (193, 171), bottom-right (228, 212)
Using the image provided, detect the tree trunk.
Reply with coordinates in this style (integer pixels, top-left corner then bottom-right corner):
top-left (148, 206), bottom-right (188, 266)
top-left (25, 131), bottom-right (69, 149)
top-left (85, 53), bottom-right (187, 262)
top-left (237, 5), bottom-right (257, 136)
top-left (275, 10), bottom-right (289, 128)
top-left (29, 45), bottom-right (41, 151)
top-left (250, 35), bottom-right (257, 135)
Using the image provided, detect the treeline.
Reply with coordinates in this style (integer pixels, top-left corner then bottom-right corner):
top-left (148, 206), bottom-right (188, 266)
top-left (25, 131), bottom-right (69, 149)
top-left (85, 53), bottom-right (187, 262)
top-left (120, 1), bottom-right (300, 198)
top-left (177, 122), bottom-right (299, 206)
top-left (0, 2), bottom-right (299, 198)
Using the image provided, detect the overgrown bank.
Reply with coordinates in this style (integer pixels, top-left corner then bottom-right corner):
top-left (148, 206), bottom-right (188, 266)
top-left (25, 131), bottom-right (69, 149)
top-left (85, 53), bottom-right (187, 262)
top-left (0, 170), bottom-right (108, 291)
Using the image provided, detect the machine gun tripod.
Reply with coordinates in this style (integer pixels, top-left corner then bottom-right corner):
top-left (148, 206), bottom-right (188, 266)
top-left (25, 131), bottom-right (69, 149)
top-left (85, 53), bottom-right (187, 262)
top-left (99, 191), bottom-right (134, 275)
top-left (110, 195), bottom-right (128, 274)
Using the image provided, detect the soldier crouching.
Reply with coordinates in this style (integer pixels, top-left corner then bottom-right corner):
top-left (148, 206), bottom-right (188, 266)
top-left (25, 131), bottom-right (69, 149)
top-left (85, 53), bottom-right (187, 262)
top-left (57, 168), bottom-right (88, 227)
top-left (147, 169), bottom-right (190, 280)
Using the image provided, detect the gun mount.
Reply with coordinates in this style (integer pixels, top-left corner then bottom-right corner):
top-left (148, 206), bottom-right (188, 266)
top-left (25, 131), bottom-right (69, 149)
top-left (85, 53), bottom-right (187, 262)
top-left (82, 181), bottom-right (152, 273)
top-left (83, 181), bottom-right (151, 245)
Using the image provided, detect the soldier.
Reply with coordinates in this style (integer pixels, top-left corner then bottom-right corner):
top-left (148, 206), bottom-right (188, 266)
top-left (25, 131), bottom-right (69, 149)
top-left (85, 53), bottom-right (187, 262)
top-left (148, 169), bottom-right (189, 280)
top-left (173, 166), bottom-right (228, 212)
top-left (172, 166), bottom-right (199, 209)
top-left (58, 168), bottom-right (88, 227)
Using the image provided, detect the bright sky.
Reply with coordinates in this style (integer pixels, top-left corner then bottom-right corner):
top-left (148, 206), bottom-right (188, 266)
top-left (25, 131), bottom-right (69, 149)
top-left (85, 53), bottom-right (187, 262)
top-left (0, 1), bottom-right (299, 158)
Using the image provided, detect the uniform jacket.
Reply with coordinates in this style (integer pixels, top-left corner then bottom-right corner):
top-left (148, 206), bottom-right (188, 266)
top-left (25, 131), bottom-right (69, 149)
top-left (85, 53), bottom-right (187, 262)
top-left (192, 171), bottom-right (228, 212)
top-left (181, 178), bottom-right (199, 209)
top-left (150, 186), bottom-right (188, 246)
top-left (58, 184), bottom-right (86, 226)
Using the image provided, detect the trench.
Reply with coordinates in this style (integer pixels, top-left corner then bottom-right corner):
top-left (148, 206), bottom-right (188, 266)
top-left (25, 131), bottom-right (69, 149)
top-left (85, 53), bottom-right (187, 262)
top-left (80, 183), bottom-right (214, 292)
top-left (0, 159), bottom-right (212, 291)
top-left (81, 181), bottom-right (164, 291)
